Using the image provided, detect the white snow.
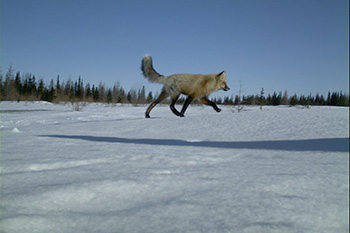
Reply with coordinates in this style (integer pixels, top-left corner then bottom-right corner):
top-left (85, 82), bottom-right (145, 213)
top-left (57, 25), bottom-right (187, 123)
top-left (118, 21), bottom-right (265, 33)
top-left (10, 128), bottom-right (20, 133)
top-left (0, 101), bottom-right (349, 233)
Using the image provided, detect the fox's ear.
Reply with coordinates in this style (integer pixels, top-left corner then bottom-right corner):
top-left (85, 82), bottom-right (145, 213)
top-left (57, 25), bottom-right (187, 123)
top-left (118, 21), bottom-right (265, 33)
top-left (218, 70), bottom-right (226, 76)
top-left (217, 70), bottom-right (226, 80)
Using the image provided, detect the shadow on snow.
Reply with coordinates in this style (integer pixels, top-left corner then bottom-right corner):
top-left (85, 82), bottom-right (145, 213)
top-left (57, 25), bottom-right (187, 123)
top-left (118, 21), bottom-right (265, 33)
top-left (40, 135), bottom-right (349, 152)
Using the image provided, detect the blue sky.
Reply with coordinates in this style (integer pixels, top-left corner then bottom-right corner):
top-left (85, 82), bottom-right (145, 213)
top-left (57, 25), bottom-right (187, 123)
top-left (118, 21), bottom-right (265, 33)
top-left (1, 0), bottom-right (348, 98)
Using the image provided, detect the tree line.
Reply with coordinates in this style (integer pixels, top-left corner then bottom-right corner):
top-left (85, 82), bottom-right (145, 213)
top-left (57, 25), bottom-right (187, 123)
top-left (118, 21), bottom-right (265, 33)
top-left (0, 66), bottom-right (349, 106)
top-left (212, 89), bottom-right (349, 107)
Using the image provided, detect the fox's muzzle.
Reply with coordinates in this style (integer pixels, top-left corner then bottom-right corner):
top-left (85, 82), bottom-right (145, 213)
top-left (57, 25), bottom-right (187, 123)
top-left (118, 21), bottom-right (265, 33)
top-left (223, 85), bottom-right (230, 91)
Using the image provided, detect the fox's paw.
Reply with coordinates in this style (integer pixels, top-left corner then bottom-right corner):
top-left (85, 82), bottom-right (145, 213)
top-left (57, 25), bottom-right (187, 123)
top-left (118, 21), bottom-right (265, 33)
top-left (215, 108), bottom-right (222, 112)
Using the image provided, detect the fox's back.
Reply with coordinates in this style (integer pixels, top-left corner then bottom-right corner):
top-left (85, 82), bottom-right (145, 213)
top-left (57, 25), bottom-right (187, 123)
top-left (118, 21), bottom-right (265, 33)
top-left (166, 73), bottom-right (218, 98)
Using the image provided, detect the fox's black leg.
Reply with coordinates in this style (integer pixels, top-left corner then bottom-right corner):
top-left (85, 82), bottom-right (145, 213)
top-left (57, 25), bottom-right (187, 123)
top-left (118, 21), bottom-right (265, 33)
top-left (200, 97), bottom-right (221, 112)
top-left (145, 88), bottom-right (169, 118)
top-left (180, 96), bottom-right (193, 117)
top-left (170, 95), bottom-right (182, 116)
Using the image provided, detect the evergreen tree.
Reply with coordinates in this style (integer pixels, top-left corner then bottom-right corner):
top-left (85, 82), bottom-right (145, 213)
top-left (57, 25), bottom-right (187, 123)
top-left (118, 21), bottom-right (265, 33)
top-left (30, 75), bottom-right (37, 95)
top-left (326, 92), bottom-right (332, 105)
top-left (259, 88), bottom-right (265, 107)
top-left (77, 76), bottom-right (83, 99)
top-left (138, 86), bottom-right (146, 103)
top-left (146, 91), bottom-right (153, 103)
top-left (234, 95), bottom-right (240, 105)
top-left (56, 75), bottom-right (61, 90)
top-left (289, 94), bottom-right (298, 106)
top-left (37, 79), bottom-right (45, 99)
top-left (118, 87), bottom-right (125, 103)
top-left (14, 72), bottom-right (22, 94)
top-left (64, 78), bottom-right (74, 100)
top-left (92, 85), bottom-right (100, 101)
top-left (271, 92), bottom-right (281, 105)
top-left (282, 90), bottom-right (289, 105)
top-left (98, 82), bottom-right (105, 101)
top-left (85, 83), bottom-right (92, 99)
top-left (330, 92), bottom-right (339, 106)
top-left (338, 91), bottom-right (348, 106)
top-left (106, 89), bottom-right (112, 103)
top-left (3, 65), bottom-right (15, 98)
top-left (314, 93), bottom-right (325, 105)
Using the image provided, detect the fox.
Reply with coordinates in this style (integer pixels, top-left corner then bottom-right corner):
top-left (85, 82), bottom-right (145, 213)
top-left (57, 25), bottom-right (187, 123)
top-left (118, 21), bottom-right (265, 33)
top-left (141, 54), bottom-right (230, 118)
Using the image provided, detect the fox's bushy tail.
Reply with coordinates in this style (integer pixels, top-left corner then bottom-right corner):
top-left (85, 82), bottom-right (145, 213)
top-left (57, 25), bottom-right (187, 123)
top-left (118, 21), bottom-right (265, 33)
top-left (141, 55), bottom-right (164, 83)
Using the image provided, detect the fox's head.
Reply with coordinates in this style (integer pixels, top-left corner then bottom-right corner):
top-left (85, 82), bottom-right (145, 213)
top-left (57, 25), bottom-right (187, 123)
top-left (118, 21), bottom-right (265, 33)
top-left (216, 71), bottom-right (230, 91)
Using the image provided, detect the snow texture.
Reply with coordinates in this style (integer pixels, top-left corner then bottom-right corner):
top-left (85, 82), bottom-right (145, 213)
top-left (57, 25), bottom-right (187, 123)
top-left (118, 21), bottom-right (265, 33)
top-left (0, 101), bottom-right (349, 233)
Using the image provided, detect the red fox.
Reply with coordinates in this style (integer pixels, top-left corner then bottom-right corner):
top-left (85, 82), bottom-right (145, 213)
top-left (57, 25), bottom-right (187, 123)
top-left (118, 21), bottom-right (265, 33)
top-left (141, 54), bottom-right (230, 118)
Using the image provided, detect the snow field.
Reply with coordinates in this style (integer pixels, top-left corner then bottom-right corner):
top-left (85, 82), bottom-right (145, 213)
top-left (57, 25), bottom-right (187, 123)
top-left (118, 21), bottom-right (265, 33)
top-left (0, 101), bottom-right (349, 233)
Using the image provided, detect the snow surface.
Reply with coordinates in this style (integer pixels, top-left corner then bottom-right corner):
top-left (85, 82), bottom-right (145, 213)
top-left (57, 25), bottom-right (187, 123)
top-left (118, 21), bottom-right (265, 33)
top-left (0, 101), bottom-right (349, 233)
